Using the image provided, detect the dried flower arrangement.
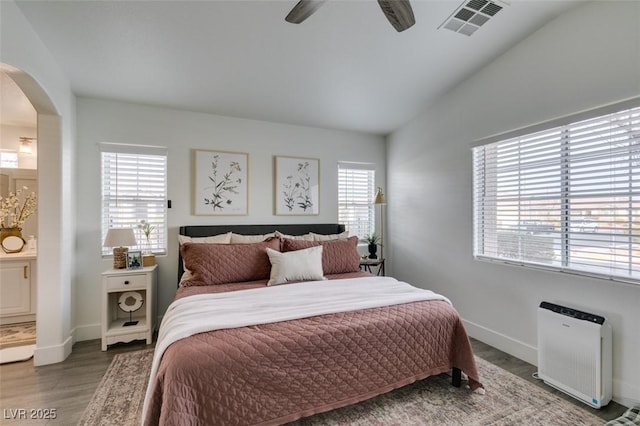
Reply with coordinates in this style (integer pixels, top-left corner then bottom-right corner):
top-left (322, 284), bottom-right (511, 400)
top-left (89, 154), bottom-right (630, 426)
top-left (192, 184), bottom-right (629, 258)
top-left (0, 186), bottom-right (37, 229)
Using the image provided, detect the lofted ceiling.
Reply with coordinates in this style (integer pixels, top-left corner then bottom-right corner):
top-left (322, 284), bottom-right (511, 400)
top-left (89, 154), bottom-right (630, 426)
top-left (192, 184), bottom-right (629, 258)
top-left (15, 0), bottom-right (582, 135)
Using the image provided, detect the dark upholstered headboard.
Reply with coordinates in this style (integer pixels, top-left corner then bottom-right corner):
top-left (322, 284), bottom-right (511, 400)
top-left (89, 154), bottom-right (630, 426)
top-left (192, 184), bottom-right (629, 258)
top-left (177, 223), bottom-right (345, 282)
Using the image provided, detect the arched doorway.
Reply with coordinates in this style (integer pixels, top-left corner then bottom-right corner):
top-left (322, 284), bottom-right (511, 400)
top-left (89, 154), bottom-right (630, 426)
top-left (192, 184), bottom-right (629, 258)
top-left (1, 63), bottom-right (71, 366)
top-left (0, 70), bottom-right (38, 363)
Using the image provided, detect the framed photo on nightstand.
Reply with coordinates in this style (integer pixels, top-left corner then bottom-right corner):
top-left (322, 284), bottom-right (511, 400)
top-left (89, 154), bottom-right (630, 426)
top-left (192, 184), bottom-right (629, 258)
top-left (127, 250), bottom-right (143, 269)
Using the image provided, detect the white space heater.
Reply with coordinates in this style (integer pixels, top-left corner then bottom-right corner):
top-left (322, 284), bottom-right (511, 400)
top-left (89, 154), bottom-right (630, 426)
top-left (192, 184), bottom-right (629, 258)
top-left (537, 301), bottom-right (612, 408)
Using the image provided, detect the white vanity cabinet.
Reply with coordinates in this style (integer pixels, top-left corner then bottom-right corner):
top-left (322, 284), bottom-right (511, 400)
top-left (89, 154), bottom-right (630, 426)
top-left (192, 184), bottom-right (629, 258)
top-left (0, 253), bottom-right (37, 324)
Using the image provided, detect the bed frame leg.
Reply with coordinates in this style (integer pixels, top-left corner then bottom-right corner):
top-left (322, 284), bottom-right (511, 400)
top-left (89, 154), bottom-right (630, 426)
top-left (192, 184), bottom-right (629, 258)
top-left (452, 367), bottom-right (462, 387)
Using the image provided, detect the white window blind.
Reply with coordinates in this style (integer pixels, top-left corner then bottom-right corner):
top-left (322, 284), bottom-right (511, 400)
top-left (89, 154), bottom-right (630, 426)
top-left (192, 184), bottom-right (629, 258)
top-left (338, 162), bottom-right (376, 239)
top-left (101, 143), bottom-right (168, 255)
top-left (0, 150), bottom-right (18, 168)
top-left (473, 102), bottom-right (640, 283)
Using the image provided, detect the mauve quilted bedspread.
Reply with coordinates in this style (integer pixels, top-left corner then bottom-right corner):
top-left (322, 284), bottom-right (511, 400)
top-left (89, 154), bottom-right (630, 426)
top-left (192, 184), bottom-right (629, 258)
top-left (144, 278), bottom-right (481, 426)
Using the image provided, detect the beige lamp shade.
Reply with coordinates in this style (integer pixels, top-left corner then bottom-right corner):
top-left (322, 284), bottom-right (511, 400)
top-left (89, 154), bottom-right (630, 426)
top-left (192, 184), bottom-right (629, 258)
top-left (103, 228), bottom-right (136, 248)
top-left (104, 228), bottom-right (136, 269)
top-left (373, 187), bottom-right (386, 205)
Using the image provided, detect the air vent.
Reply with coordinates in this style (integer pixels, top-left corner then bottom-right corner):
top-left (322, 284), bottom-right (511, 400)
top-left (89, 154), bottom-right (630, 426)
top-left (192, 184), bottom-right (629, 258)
top-left (439, 0), bottom-right (507, 36)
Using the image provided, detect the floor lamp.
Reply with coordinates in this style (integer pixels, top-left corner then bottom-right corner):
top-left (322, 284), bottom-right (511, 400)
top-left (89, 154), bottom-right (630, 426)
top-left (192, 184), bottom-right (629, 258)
top-left (373, 187), bottom-right (386, 260)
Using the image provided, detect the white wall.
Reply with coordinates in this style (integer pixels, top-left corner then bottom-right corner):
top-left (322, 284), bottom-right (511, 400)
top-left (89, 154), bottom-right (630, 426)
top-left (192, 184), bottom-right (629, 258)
top-left (0, 125), bottom-right (38, 169)
top-left (74, 97), bottom-right (386, 340)
top-left (387, 1), bottom-right (640, 407)
top-left (1, 0), bottom-right (77, 365)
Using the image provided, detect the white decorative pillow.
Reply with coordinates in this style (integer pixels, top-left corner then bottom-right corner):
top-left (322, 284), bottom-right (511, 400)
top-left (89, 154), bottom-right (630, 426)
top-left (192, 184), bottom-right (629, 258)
top-left (230, 232), bottom-right (277, 243)
top-left (310, 231), bottom-right (349, 241)
top-left (275, 231), bottom-right (314, 241)
top-left (266, 246), bottom-right (325, 286)
top-left (178, 232), bottom-right (232, 246)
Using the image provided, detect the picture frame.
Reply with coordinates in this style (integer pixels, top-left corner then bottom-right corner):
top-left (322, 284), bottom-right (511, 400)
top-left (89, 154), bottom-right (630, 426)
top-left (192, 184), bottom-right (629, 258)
top-left (274, 156), bottom-right (319, 215)
top-left (127, 250), bottom-right (143, 269)
top-left (193, 149), bottom-right (249, 215)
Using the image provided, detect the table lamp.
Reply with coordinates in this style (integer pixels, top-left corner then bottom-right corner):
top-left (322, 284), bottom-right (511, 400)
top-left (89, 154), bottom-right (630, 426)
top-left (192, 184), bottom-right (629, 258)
top-left (103, 228), bottom-right (136, 269)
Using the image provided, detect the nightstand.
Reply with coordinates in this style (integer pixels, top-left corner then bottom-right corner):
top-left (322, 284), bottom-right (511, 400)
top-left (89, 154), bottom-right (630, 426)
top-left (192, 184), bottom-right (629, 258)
top-left (360, 258), bottom-right (385, 276)
top-left (101, 264), bottom-right (157, 351)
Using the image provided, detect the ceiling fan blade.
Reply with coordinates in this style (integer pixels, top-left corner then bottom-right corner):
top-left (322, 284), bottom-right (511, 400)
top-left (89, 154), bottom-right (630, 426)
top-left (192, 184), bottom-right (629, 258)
top-left (378, 0), bottom-right (415, 32)
top-left (285, 0), bottom-right (328, 24)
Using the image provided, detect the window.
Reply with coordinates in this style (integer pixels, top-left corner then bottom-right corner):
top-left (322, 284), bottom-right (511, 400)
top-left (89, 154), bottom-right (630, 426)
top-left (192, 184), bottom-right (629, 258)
top-left (338, 162), bottom-right (376, 239)
top-left (473, 100), bottom-right (640, 283)
top-left (0, 150), bottom-right (18, 168)
top-left (101, 143), bottom-right (168, 255)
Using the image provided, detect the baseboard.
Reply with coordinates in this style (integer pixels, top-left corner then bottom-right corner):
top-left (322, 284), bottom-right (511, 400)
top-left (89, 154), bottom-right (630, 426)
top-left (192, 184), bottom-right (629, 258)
top-left (462, 318), bottom-right (538, 366)
top-left (74, 323), bottom-right (101, 342)
top-left (613, 380), bottom-right (640, 409)
top-left (0, 314), bottom-right (36, 325)
top-left (33, 334), bottom-right (72, 366)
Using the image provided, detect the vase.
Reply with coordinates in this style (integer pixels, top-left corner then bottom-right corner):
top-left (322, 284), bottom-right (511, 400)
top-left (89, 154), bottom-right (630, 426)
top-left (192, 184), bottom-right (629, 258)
top-left (0, 227), bottom-right (23, 241)
top-left (0, 227), bottom-right (25, 253)
top-left (368, 243), bottom-right (378, 259)
top-left (142, 238), bottom-right (153, 255)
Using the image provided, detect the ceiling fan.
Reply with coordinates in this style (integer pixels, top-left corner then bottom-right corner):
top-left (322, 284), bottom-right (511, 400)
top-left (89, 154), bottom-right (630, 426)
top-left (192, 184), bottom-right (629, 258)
top-left (285, 0), bottom-right (416, 32)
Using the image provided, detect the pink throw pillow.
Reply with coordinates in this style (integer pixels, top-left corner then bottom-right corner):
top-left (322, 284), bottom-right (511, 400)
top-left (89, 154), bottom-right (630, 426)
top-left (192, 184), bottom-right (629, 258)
top-left (282, 236), bottom-right (360, 275)
top-left (180, 239), bottom-right (280, 285)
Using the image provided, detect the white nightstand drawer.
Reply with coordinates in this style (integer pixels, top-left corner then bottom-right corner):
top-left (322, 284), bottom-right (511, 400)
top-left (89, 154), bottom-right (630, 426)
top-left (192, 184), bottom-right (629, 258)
top-left (105, 273), bottom-right (147, 291)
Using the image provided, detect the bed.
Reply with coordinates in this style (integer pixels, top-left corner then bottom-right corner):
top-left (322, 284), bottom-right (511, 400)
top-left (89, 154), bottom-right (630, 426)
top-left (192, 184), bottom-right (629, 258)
top-left (143, 224), bottom-right (482, 425)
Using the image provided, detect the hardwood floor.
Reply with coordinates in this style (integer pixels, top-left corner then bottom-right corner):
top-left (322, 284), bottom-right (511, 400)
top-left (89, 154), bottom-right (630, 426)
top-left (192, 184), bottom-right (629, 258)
top-left (0, 338), bottom-right (629, 425)
top-left (0, 339), bottom-right (151, 425)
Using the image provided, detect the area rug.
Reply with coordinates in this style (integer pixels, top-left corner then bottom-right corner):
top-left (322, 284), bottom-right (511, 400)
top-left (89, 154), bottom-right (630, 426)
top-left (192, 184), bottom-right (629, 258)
top-left (79, 348), bottom-right (608, 425)
top-left (0, 321), bottom-right (36, 349)
top-left (605, 406), bottom-right (640, 426)
top-left (0, 344), bottom-right (35, 364)
top-left (78, 348), bottom-right (154, 426)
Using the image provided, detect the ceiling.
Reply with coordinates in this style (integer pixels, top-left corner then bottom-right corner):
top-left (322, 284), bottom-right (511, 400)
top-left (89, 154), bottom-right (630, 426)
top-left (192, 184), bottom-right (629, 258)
top-left (14, 0), bottom-right (582, 135)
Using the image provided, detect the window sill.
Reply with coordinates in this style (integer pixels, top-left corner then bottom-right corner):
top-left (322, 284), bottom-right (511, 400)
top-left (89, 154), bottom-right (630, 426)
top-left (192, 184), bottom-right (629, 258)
top-left (474, 255), bottom-right (640, 288)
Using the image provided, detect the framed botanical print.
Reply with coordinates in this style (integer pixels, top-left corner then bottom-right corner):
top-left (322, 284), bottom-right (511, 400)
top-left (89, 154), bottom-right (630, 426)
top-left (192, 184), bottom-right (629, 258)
top-left (193, 149), bottom-right (248, 215)
top-left (274, 156), bottom-right (319, 215)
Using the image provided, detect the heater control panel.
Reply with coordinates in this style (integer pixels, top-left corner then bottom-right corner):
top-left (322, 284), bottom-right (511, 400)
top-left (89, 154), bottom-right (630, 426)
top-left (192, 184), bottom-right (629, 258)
top-left (539, 301), bottom-right (605, 325)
